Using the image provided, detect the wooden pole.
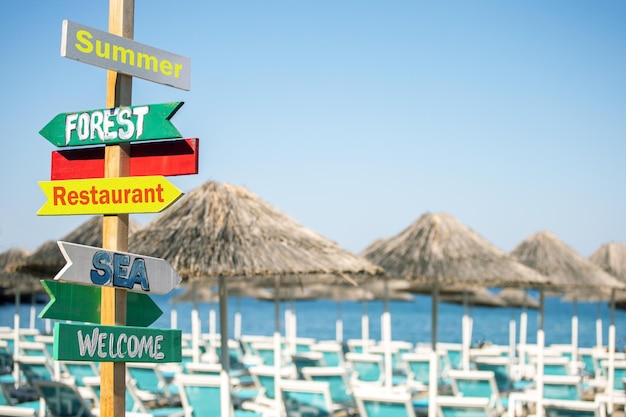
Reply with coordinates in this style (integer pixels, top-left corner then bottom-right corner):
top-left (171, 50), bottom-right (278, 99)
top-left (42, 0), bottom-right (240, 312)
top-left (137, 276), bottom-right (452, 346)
top-left (100, 1), bottom-right (134, 416)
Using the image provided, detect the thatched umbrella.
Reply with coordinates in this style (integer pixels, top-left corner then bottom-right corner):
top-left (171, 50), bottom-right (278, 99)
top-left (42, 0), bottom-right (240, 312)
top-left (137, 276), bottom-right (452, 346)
top-left (128, 180), bottom-right (382, 417)
top-left (0, 248), bottom-right (41, 385)
top-left (511, 231), bottom-right (626, 417)
top-left (362, 212), bottom-right (549, 417)
top-left (15, 216), bottom-right (143, 278)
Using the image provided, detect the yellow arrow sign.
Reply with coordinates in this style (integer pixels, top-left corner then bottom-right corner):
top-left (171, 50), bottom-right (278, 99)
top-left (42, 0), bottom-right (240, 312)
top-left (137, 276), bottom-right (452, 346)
top-left (37, 176), bottom-right (183, 215)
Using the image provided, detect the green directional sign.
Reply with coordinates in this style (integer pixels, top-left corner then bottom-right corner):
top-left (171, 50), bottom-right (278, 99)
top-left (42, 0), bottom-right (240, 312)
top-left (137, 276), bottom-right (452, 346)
top-left (54, 322), bottom-right (181, 363)
top-left (40, 102), bottom-right (183, 147)
top-left (39, 280), bottom-right (162, 327)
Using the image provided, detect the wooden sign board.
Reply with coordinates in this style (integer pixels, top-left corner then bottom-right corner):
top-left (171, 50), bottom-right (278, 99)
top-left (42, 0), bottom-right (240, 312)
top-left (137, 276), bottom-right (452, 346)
top-left (39, 280), bottom-right (162, 326)
top-left (54, 241), bottom-right (182, 295)
top-left (54, 322), bottom-right (182, 363)
top-left (40, 102), bottom-right (183, 147)
top-left (37, 176), bottom-right (183, 215)
top-left (61, 20), bottom-right (191, 91)
top-left (51, 138), bottom-right (199, 180)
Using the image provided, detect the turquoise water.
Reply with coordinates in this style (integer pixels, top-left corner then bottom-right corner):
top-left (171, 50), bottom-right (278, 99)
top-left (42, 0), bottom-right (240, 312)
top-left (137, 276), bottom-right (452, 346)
top-left (2, 288), bottom-right (625, 349)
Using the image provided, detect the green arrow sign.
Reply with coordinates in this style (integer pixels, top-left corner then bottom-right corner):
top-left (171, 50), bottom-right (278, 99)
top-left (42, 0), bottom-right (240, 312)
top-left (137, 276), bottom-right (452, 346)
top-left (40, 102), bottom-right (183, 147)
top-left (39, 280), bottom-right (162, 327)
top-left (54, 322), bottom-right (181, 363)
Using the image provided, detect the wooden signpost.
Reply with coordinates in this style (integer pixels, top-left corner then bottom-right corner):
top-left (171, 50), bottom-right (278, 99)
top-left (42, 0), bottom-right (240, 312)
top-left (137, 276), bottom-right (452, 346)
top-left (35, 2), bottom-right (195, 416)
top-left (39, 280), bottom-right (163, 327)
top-left (51, 138), bottom-right (199, 180)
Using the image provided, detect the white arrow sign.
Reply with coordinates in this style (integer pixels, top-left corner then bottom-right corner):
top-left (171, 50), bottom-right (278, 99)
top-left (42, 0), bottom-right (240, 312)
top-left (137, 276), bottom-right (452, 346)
top-left (55, 241), bottom-right (182, 295)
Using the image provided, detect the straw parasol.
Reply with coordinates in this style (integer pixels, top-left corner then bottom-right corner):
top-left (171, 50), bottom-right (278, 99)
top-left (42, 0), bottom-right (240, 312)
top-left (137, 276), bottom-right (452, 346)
top-left (362, 212), bottom-right (549, 417)
top-left (128, 180), bottom-right (383, 417)
top-left (0, 248), bottom-right (37, 295)
top-left (511, 231), bottom-right (626, 417)
top-left (15, 216), bottom-right (143, 278)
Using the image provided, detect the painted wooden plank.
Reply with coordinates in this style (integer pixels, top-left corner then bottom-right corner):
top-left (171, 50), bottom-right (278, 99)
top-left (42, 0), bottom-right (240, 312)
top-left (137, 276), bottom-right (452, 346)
top-left (40, 102), bottom-right (183, 147)
top-left (61, 20), bottom-right (190, 90)
top-left (51, 138), bottom-right (199, 180)
top-left (39, 280), bottom-right (162, 326)
top-left (37, 176), bottom-right (183, 215)
top-left (54, 322), bottom-right (182, 363)
top-left (53, 241), bottom-right (181, 295)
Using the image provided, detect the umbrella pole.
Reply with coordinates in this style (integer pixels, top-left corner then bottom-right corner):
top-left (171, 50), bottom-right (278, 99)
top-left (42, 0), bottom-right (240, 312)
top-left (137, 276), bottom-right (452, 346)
top-left (273, 277), bottom-right (282, 417)
top-left (596, 301), bottom-right (603, 348)
top-left (428, 283), bottom-right (439, 417)
top-left (362, 300), bottom-right (369, 354)
top-left (462, 290), bottom-right (470, 371)
top-left (235, 297), bottom-right (242, 340)
top-left (218, 276), bottom-right (231, 417)
top-left (571, 298), bottom-right (579, 365)
top-left (13, 289), bottom-right (20, 388)
top-left (382, 278), bottom-right (392, 390)
top-left (608, 289), bottom-right (616, 415)
top-left (509, 307), bottom-right (516, 375)
top-left (536, 290), bottom-right (545, 417)
top-left (336, 301), bottom-right (343, 343)
top-left (29, 294), bottom-right (36, 330)
top-left (192, 282), bottom-right (201, 363)
top-left (519, 303), bottom-right (528, 377)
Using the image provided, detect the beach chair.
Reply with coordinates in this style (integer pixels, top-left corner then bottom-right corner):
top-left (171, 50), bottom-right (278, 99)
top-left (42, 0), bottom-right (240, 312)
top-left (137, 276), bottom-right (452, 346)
top-left (0, 405), bottom-right (36, 416)
top-left (473, 356), bottom-right (530, 393)
top-left (126, 363), bottom-right (178, 405)
top-left (291, 351), bottom-right (324, 379)
top-left (15, 355), bottom-right (54, 386)
top-left (310, 341), bottom-right (344, 367)
top-left (542, 375), bottom-right (586, 401)
top-left (0, 379), bottom-right (40, 413)
top-left (33, 379), bottom-right (152, 417)
top-left (353, 387), bottom-right (416, 417)
top-left (436, 396), bottom-right (493, 417)
top-left (402, 352), bottom-right (432, 392)
top-left (59, 361), bottom-right (99, 387)
top-left (542, 399), bottom-right (601, 417)
top-left (447, 370), bottom-right (506, 414)
top-left (174, 374), bottom-right (263, 417)
top-left (344, 353), bottom-right (384, 387)
top-left (83, 376), bottom-right (184, 417)
top-left (280, 379), bottom-right (335, 417)
top-left (301, 366), bottom-right (355, 410)
top-left (246, 365), bottom-right (292, 413)
top-left (183, 362), bottom-right (259, 406)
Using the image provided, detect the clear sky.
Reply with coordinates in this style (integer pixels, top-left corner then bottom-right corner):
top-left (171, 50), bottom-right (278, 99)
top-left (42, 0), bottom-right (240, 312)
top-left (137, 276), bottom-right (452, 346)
top-left (1, 1), bottom-right (625, 260)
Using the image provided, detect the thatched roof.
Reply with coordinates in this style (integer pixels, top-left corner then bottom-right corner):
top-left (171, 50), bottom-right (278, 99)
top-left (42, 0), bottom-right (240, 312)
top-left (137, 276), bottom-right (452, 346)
top-left (510, 231), bottom-right (625, 292)
top-left (15, 216), bottom-right (142, 277)
top-left (589, 242), bottom-right (626, 282)
top-left (361, 212), bottom-right (548, 288)
top-left (587, 242), bottom-right (626, 306)
top-left (128, 181), bottom-right (383, 286)
top-left (495, 288), bottom-right (539, 309)
top-left (0, 248), bottom-right (41, 294)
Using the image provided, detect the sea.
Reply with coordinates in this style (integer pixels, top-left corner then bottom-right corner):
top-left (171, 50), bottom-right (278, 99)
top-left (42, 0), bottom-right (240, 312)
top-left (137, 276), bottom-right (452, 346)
top-left (2, 288), bottom-right (626, 349)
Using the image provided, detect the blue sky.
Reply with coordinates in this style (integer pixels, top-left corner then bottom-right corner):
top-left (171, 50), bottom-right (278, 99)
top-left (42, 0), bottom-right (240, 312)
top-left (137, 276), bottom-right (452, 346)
top-left (1, 1), bottom-right (625, 260)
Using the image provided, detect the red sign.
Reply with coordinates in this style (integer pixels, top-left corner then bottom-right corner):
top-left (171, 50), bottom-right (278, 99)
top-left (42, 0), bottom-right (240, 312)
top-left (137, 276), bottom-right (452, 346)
top-left (51, 138), bottom-right (199, 180)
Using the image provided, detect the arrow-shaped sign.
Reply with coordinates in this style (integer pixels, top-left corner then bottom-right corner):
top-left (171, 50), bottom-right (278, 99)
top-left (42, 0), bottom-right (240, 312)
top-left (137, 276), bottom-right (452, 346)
top-left (40, 102), bottom-right (183, 148)
top-left (37, 176), bottom-right (183, 215)
top-left (54, 241), bottom-right (181, 295)
top-left (51, 138), bottom-right (199, 180)
top-left (54, 322), bottom-right (182, 363)
top-left (39, 280), bottom-right (162, 326)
